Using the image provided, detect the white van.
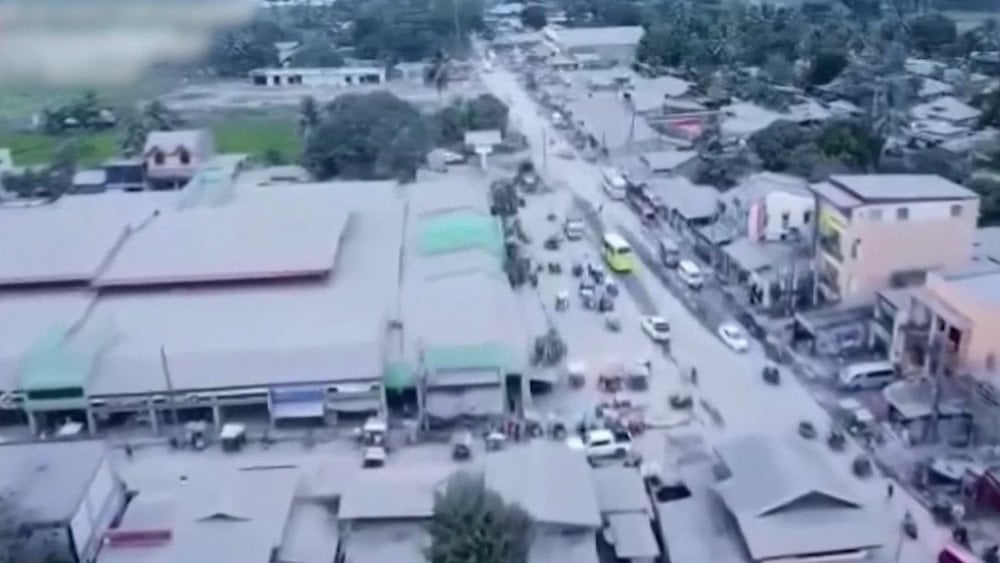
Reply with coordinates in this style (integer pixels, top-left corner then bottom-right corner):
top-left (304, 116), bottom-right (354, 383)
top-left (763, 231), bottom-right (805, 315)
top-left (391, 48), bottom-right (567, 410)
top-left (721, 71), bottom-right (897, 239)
top-left (838, 360), bottom-right (896, 391)
top-left (600, 167), bottom-right (627, 200)
top-left (677, 259), bottom-right (703, 290)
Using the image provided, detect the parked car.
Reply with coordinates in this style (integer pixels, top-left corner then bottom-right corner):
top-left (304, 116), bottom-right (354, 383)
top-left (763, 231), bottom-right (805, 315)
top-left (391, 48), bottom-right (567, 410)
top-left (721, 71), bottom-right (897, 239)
top-left (838, 360), bottom-right (897, 391)
top-left (677, 260), bottom-right (703, 290)
top-left (640, 316), bottom-right (671, 342)
top-left (564, 218), bottom-right (585, 240)
top-left (570, 428), bottom-right (633, 459)
top-left (717, 323), bottom-right (749, 352)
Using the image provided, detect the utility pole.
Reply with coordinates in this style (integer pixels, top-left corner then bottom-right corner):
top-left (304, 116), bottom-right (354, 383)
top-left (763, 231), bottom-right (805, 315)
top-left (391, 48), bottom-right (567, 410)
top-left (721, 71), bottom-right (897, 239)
top-left (160, 345), bottom-right (181, 442)
top-left (541, 128), bottom-right (548, 171)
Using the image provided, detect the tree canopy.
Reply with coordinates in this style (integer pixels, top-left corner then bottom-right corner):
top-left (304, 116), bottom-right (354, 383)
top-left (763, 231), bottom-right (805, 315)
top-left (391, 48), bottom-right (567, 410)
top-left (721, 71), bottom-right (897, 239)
top-left (435, 94), bottom-right (510, 143)
top-left (302, 92), bottom-right (432, 180)
top-left (351, 0), bottom-right (484, 61)
top-left (425, 472), bottom-right (534, 563)
top-left (749, 119), bottom-right (883, 180)
top-left (208, 18), bottom-right (284, 76)
top-left (807, 51), bottom-right (849, 85)
top-left (289, 38), bottom-right (345, 67)
top-left (520, 4), bottom-right (547, 30)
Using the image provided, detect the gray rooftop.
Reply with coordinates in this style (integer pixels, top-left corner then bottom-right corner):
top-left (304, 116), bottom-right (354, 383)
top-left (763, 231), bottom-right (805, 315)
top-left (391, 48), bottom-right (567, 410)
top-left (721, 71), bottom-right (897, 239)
top-left (591, 465), bottom-right (651, 515)
top-left (606, 512), bottom-right (660, 559)
top-left (529, 530), bottom-right (599, 563)
top-left (565, 92), bottom-right (662, 152)
top-left (975, 226), bottom-right (1000, 264)
top-left (340, 522), bottom-right (428, 563)
top-left (723, 237), bottom-right (809, 274)
top-left (0, 440), bottom-right (109, 529)
top-left (0, 202), bottom-right (135, 286)
top-left (338, 464), bottom-right (452, 521)
top-left (722, 172), bottom-right (810, 209)
top-left (484, 443), bottom-right (601, 528)
top-left (551, 26), bottom-right (643, 48)
top-left (99, 465), bottom-right (300, 563)
top-left (639, 149), bottom-right (698, 173)
top-left (942, 266), bottom-right (1000, 305)
top-left (827, 174), bottom-right (976, 203)
top-left (407, 172), bottom-right (491, 218)
top-left (647, 177), bottom-right (719, 220)
top-left (80, 183), bottom-right (405, 396)
top-left (97, 189), bottom-right (349, 287)
top-left (714, 434), bottom-right (883, 561)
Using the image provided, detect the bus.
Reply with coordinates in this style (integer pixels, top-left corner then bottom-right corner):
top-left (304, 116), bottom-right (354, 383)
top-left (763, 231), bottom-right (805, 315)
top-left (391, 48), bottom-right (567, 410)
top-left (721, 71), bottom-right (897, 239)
top-left (602, 232), bottom-right (634, 273)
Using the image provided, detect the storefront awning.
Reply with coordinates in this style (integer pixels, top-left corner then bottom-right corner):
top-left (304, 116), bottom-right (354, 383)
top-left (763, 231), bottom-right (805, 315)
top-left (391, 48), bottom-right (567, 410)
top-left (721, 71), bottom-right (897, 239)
top-left (425, 387), bottom-right (503, 420)
top-left (272, 400), bottom-right (325, 419)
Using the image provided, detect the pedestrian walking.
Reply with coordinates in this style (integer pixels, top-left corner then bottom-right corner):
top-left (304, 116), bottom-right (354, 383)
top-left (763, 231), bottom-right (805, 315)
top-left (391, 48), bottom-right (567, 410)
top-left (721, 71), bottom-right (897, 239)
top-left (886, 482), bottom-right (894, 500)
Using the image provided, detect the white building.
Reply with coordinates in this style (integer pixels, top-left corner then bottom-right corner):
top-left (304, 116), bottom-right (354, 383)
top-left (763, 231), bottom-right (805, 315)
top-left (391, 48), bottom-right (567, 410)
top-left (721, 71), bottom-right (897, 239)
top-left (250, 66), bottom-right (385, 87)
top-left (545, 26), bottom-right (644, 66)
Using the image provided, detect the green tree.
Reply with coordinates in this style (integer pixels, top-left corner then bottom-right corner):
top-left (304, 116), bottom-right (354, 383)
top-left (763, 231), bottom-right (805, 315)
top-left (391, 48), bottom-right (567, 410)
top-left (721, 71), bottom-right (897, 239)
top-left (763, 54), bottom-right (795, 85)
top-left (425, 472), bottom-right (534, 563)
top-left (636, 24), bottom-right (689, 67)
top-left (298, 95), bottom-right (321, 138)
top-left (597, 1), bottom-right (642, 26)
top-left (302, 92), bottom-right (431, 180)
top-left (289, 38), bottom-right (345, 67)
top-left (908, 13), bottom-right (958, 54)
top-left (817, 120), bottom-right (884, 172)
top-left (467, 94), bottom-right (509, 132)
top-left (521, 4), bottom-right (547, 30)
top-left (208, 19), bottom-right (285, 76)
top-left (807, 51), bottom-right (848, 85)
top-left (143, 100), bottom-right (182, 132)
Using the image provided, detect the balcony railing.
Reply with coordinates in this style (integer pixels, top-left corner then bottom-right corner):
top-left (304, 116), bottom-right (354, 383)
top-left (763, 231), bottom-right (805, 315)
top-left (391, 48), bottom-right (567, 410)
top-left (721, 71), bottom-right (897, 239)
top-left (818, 234), bottom-right (843, 261)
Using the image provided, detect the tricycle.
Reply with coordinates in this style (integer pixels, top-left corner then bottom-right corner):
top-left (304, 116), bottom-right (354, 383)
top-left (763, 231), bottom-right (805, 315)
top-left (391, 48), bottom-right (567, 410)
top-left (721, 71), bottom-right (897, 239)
top-left (798, 420), bottom-right (817, 440)
top-left (451, 431), bottom-right (472, 461)
top-left (762, 365), bottom-right (780, 385)
top-left (827, 429), bottom-right (846, 451)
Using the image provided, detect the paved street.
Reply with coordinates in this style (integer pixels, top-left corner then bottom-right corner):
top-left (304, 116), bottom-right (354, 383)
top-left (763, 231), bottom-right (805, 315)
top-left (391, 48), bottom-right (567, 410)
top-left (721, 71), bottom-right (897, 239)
top-left (478, 55), bottom-right (950, 561)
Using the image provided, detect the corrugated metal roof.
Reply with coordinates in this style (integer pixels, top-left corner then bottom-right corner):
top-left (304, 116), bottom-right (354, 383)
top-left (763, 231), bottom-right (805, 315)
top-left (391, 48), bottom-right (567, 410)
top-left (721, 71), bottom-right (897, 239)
top-left (0, 440), bottom-right (108, 528)
top-left (485, 443), bottom-right (601, 528)
top-left (607, 512), bottom-right (660, 558)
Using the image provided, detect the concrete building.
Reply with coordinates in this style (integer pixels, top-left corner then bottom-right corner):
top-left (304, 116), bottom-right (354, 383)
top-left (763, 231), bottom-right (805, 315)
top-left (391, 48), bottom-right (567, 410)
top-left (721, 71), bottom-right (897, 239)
top-left (895, 263), bottom-right (1000, 378)
top-left (809, 174), bottom-right (979, 303)
top-left (0, 440), bottom-right (125, 563)
top-left (545, 26), bottom-right (643, 66)
top-left (0, 183), bottom-right (401, 434)
top-left (249, 67), bottom-right (385, 88)
top-left (592, 466), bottom-right (659, 563)
top-left (143, 130), bottom-right (215, 190)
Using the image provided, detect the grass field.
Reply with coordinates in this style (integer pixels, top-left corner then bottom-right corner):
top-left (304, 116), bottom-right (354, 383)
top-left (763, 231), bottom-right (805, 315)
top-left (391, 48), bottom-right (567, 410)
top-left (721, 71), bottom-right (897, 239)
top-left (0, 117), bottom-right (302, 168)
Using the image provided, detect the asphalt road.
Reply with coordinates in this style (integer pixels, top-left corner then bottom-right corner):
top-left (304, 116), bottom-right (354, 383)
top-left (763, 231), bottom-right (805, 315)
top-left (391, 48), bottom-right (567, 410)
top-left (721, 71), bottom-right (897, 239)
top-left (477, 52), bottom-right (951, 562)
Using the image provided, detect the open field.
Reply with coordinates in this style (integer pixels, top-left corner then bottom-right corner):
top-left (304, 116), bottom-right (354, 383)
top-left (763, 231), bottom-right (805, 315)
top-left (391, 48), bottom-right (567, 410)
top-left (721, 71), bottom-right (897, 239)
top-left (0, 116), bottom-right (302, 168)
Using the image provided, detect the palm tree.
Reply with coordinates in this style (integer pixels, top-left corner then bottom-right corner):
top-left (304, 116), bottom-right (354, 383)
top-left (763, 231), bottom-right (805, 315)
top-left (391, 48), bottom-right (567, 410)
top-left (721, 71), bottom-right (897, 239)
top-left (425, 472), bottom-right (534, 563)
top-left (298, 95), bottom-right (321, 138)
top-left (143, 100), bottom-right (182, 132)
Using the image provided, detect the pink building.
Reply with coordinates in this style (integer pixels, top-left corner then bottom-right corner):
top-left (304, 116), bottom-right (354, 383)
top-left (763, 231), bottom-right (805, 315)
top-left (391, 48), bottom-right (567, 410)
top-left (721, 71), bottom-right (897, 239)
top-left (142, 129), bottom-right (215, 190)
top-left (896, 263), bottom-right (1000, 378)
top-left (810, 175), bottom-right (979, 303)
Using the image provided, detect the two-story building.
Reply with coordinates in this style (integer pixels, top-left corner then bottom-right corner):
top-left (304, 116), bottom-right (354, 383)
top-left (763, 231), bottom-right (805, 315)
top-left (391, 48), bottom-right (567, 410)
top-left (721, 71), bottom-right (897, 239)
top-left (809, 175), bottom-right (979, 303)
top-left (895, 263), bottom-right (1000, 378)
top-left (143, 130), bottom-right (215, 190)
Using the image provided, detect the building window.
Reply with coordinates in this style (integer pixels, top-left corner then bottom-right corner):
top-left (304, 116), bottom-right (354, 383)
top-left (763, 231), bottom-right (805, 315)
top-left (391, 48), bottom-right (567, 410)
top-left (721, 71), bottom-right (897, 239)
top-left (781, 212), bottom-right (790, 229)
top-left (869, 208), bottom-right (882, 220)
top-left (179, 149), bottom-right (191, 165)
top-left (153, 151), bottom-right (165, 165)
top-left (850, 239), bottom-right (861, 259)
top-left (896, 207), bottom-right (909, 220)
top-left (803, 210), bottom-right (812, 224)
top-left (951, 204), bottom-right (962, 217)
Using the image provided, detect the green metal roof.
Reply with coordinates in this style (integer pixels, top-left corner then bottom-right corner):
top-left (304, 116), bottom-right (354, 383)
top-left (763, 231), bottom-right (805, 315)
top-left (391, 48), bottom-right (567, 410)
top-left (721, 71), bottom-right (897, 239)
top-left (423, 343), bottom-right (517, 372)
top-left (419, 214), bottom-right (504, 256)
top-left (384, 362), bottom-right (415, 390)
top-left (19, 328), bottom-right (91, 392)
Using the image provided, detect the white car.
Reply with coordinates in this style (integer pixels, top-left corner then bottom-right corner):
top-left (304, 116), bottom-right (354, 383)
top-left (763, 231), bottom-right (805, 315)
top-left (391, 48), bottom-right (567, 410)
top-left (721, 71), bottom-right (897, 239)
top-left (717, 323), bottom-right (749, 352)
top-left (568, 428), bottom-right (633, 459)
top-left (640, 316), bottom-right (671, 342)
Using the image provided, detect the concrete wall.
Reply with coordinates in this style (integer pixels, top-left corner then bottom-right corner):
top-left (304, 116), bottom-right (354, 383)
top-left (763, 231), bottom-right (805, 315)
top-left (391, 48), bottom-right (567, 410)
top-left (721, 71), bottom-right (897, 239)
top-left (761, 191), bottom-right (813, 242)
top-left (820, 198), bottom-right (978, 300)
top-left (925, 272), bottom-right (1000, 375)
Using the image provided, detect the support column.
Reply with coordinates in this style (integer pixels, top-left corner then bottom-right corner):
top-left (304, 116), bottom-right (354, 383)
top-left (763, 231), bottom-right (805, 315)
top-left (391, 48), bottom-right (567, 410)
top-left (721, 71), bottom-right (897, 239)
top-left (212, 404), bottom-right (222, 429)
top-left (85, 409), bottom-right (97, 435)
top-left (26, 410), bottom-right (38, 437)
top-left (149, 406), bottom-right (160, 435)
